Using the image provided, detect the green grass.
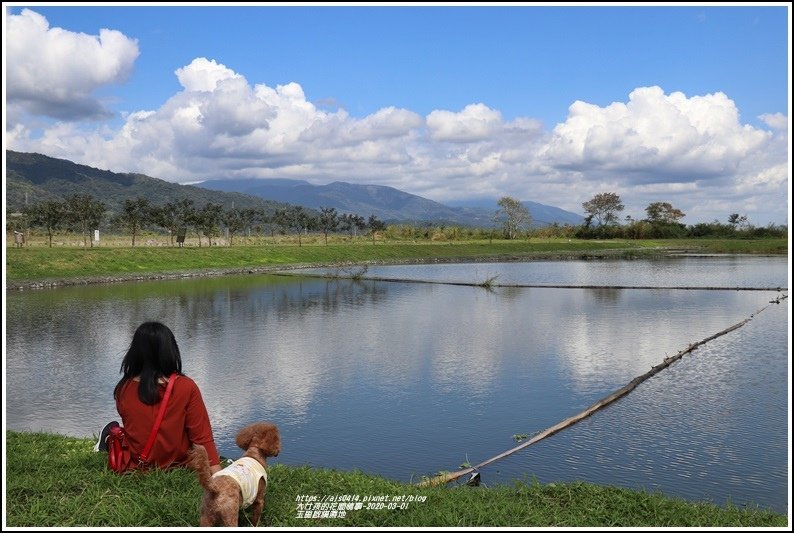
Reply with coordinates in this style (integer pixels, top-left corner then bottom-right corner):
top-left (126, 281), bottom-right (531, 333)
top-left (5, 431), bottom-right (787, 527)
top-left (6, 237), bottom-right (787, 284)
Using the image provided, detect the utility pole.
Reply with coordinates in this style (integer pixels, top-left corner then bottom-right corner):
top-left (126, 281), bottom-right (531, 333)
top-left (24, 192), bottom-right (30, 245)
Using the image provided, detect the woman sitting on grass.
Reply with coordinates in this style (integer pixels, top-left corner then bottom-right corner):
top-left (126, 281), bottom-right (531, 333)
top-left (95, 321), bottom-right (221, 474)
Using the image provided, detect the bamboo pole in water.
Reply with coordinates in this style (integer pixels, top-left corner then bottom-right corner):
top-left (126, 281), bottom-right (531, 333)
top-left (357, 277), bottom-right (787, 292)
top-left (274, 271), bottom-right (787, 292)
top-left (419, 293), bottom-right (788, 487)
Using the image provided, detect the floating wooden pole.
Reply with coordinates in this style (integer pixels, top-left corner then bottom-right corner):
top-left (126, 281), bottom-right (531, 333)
top-left (419, 293), bottom-right (788, 487)
top-left (273, 271), bottom-right (786, 292)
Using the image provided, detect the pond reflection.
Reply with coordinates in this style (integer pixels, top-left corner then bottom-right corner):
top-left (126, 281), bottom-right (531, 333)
top-left (5, 258), bottom-right (789, 514)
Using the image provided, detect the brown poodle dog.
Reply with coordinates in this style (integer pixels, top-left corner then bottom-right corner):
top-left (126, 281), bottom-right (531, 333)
top-left (189, 422), bottom-right (281, 527)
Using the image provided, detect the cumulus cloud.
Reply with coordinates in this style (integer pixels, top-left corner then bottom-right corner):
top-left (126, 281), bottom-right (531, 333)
top-left (10, 58), bottom-right (428, 181)
top-left (737, 163), bottom-right (788, 192)
top-left (6, 39), bottom-right (788, 227)
top-left (6, 9), bottom-right (139, 120)
top-left (174, 57), bottom-right (241, 92)
top-left (427, 103), bottom-right (503, 142)
top-left (543, 86), bottom-right (772, 182)
top-left (759, 112), bottom-right (788, 131)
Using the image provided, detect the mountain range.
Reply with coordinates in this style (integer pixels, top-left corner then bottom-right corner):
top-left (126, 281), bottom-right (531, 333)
top-left (5, 150), bottom-right (289, 216)
top-left (5, 150), bottom-right (583, 228)
top-left (197, 178), bottom-right (584, 227)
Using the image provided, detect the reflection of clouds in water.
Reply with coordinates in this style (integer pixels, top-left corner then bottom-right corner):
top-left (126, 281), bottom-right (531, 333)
top-left (138, 281), bottom-right (545, 422)
top-left (184, 282), bottom-right (345, 421)
top-left (551, 289), bottom-right (770, 393)
top-left (181, 280), bottom-right (406, 430)
top-left (5, 267), bottom-right (787, 514)
top-left (191, 314), bottom-right (323, 422)
top-left (363, 257), bottom-right (789, 289)
top-left (5, 274), bottom-right (778, 441)
top-left (193, 281), bottom-right (483, 422)
top-left (428, 288), bottom-right (515, 396)
top-left (491, 303), bottom-right (788, 514)
top-left (5, 291), bottom-right (151, 436)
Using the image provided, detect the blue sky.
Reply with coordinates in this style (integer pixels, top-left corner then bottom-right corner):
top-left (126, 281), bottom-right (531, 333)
top-left (4, 3), bottom-right (791, 225)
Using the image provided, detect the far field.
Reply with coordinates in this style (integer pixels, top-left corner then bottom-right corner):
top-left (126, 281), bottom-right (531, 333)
top-left (5, 234), bottom-right (787, 287)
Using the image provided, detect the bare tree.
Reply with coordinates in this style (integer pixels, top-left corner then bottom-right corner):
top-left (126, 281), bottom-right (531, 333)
top-left (728, 213), bottom-right (749, 229)
top-left (496, 196), bottom-right (532, 239)
top-left (223, 207), bottom-right (246, 246)
top-left (196, 202), bottom-right (223, 246)
top-left (64, 194), bottom-right (106, 247)
top-left (340, 213), bottom-right (366, 238)
top-left (281, 205), bottom-right (310, 246)
top-left (367, 214), bottom-right (386, 243)
top-left (318, 207), bottom-right (339, 245)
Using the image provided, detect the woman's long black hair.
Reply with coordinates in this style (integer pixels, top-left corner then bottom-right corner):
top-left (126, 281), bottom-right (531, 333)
top-left (114, 322), bottom-right (183, 405)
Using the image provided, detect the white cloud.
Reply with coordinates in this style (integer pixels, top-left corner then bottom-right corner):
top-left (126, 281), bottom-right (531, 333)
top-left (6, 36), bottom-right (788, 227)
top-left (174, 57), bottom-right (241, 92)
top-left (759, 112), bottom-right (788, 131)
top-left (737, 163), bottom-right (788, 192)
top-left (427, 103), bottom-right (503, 142)
top-left (543, 86), bottom-right (771, 182)
top-left (6, 9), bottom-right (139, 120)
top-left (349, 107), bottom-right (424, 140)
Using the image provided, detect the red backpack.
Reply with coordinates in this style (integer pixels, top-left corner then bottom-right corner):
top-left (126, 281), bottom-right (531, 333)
top-left (107, 374), bottom-right (177, 474)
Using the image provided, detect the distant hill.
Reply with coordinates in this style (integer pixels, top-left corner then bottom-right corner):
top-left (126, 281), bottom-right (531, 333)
top-left (5, 150), bottom-right (584, 228)
top-left (198, 178), bottom-right (583, 227)
top-left (5, 151), bottom-right (290, 217)
top-left (445, 198), bottom-right (585, 227)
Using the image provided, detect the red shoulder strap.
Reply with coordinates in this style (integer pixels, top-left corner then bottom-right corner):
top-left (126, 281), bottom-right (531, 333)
top-left (138, 373), bottom-right (177, 464)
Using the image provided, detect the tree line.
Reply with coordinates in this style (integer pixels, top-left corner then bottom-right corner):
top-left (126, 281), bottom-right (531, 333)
top-left (15, 194), bottom-right (388, 247)
top-left (483, 193), bottom-right (784, 240)
top-left (577, 191), bottom-right (786, 239)
top-left (11, 191), bottom-right (786, 247)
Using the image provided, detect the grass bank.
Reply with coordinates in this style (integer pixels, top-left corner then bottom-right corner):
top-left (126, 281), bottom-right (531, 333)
top-left (5, 431), bottom-right (787, 527)
top-left (5, 237), bottom-right (788, 288)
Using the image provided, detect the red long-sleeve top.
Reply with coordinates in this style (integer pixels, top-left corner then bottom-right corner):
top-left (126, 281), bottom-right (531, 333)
top-left (116, 375), bottom-right (220, 469)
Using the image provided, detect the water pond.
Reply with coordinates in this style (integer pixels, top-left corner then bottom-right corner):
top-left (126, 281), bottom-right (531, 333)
top-left (4, 256), bottom-right (789, 514)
